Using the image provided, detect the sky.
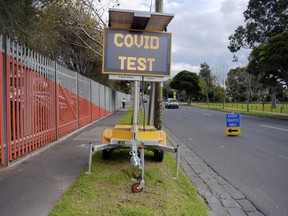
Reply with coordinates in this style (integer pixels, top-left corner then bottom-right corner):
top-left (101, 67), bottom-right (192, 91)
top-left (116, 0), bottom-right (250, 78)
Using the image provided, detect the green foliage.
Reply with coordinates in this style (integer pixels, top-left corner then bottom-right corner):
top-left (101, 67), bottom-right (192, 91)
top-left (198, 77), bottom-right (208, 98)
top-left (226, 67), bottom-right (247, 102)
top-left (214, 85), bottom-right (225, 102)
top-left (199, 62), bottom-right (215, 103)
top-left (228, 0), bottom-right (288, 53)
top-left (226, 67), bottom-right (264, 103)
top-left (162, 79), bottom-right (173, 99)
top-left (0, 0), bottom-right (122, 89)
top-left (228, 1), bottom-right (287, 107)
top-left (170, 70), bottom-right (201, 104)
top-left (248, 30), bottom-right (288, 86)
top-left (199, 62), bottom-right (214, 87)
top-left (0, 0), bottom-right (36, 41)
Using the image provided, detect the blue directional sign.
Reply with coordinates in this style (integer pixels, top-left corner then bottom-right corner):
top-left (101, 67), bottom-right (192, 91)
top-left (225, 113), bottom-right (241, 135)
top-left (226, 113), bottom-right (241, 127)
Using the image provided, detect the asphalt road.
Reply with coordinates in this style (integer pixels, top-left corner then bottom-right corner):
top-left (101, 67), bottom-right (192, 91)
top-left (162, 105), bottom-right (288, 216)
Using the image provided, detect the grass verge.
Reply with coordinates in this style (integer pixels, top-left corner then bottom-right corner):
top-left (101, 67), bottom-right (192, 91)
top-left (187, 103), bottom-right (288, 119)
top-left (49, 108), bottom-right (208, 216)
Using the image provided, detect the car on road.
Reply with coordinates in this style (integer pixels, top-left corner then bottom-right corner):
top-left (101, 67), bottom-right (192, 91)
top-left (165, 99), bottom-right (179, 109)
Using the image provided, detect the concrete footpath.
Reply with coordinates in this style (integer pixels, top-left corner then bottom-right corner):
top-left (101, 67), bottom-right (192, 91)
top-left (0, 104), bottom-right (263, 216)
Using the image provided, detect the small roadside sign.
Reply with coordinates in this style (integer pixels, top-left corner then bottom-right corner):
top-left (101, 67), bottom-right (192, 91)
top-left (225, 113), bottom-right (241, 135)
top-left (109, 75), bottom-right (164, 82)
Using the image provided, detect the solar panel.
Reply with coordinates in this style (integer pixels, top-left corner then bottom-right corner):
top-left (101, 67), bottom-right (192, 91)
top-left (108, 8), bottom-right (174, 31)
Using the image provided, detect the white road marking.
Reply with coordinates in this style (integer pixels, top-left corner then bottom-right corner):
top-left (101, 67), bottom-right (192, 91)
top-left (278, 155), bottom-right (288, 160)
top-left (202, 113), bottom-right (211, 116)
top-left (75, 144), bottom-right (88, 148)
top-left (260, 125), bottom-right (288, 132)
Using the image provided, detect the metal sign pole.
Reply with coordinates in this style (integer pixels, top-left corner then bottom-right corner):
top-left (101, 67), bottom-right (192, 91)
top-left (132, 80), bottom-right (138, 135)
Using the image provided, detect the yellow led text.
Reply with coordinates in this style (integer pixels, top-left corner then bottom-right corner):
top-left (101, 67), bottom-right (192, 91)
top-left (114, 33), bottom-right (159, 50)
top-left (118, 56), bottom-right (155, 71)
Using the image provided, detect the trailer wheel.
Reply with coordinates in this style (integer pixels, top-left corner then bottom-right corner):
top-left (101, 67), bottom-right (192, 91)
top-left (154, 150), bottom-right (164, 162)
top-left (131, 182), bottom-right (143, 193)
top-left (102, 149), bottom-right (113, 160)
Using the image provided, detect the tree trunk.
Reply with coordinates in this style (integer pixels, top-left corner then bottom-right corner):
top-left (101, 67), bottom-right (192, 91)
top-left (154, 83), bottom-right (162, 130)
top-left (246, 74), bottom-right (251, 112)
top-left (187, 96), bottom-right (192, 105)
top-left (271, 86), bottom-right (277, 109)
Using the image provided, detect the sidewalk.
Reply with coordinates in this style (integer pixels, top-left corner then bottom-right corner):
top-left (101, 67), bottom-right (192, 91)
top-left (0, 103), bottom-right (263, 216)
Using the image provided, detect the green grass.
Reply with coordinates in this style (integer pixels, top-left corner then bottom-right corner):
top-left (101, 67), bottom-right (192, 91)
top-left (201, 102), bottom-right (288, 113)
top-left (119, 106), bottom-right (148, 125)
top-left (188, 102), bottom-right (288, 119)
top-left (49, 108), bottom-right (208, 216)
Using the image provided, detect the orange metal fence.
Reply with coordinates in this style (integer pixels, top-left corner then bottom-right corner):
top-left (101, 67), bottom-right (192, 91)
top-left (0, 49), bottom-right (4, 165)
top-left (0, 36), bottom-right (130, 166)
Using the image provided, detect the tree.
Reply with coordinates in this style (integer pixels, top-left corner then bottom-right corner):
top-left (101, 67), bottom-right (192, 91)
top-left (170, 70), bottom-right (201, 105)
top-left (248, 30), bottom-right (288, 86)
top-left (0, 0), bottom-right (37, 41)
top-left (226, 67), bottom-right (247, 102)
top-left (229, 1), bottom-right (288, 108)
top-left (163, 79), bottom-right (173, 99)
top-left (0, 0), bottom-right (125, 88)
top-left (226, 66), bottom-right (262, 109)
top-left (213, 65), bottom-right (229, 108)
top-left (198, 77), bottom-right (208, 101)
top-left (228, 0), bottom-right (288, 54)
top-left (247, 30), bottom-right (288, 108)
top-left (214, 85), bottom-right (225, 103)
top-left (199, 62), bottom-right (215, 104)
top-left (0, 0), bottom-right (63, 45)
top-left (265, 30), bottom-right (288, 86)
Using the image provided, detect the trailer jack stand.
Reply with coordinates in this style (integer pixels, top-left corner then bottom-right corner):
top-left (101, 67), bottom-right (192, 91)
top-left (131, 146), bottom-right (145, 193)
top-left (87, 139), bottom-right (180, 193)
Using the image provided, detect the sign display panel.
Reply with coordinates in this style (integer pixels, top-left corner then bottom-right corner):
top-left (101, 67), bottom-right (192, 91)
top-left (225, 113), bottom-right (241, 135)
top-left (103, 28), bottom-right (172, 77)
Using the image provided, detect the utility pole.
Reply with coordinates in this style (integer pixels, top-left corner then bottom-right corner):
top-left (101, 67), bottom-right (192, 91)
top-left (153, 0), bottom-right (163, 130)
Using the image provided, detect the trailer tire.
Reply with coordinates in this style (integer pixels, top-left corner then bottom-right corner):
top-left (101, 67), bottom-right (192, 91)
top-left (131, 182), bottom-right (143, 193)
top-left (154, 150), bottom-right (164, 162)
top-left (102, 149), bottom-right (113, 160)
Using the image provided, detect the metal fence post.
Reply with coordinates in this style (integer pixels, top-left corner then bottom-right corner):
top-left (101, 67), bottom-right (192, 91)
top-left (90, 79), bottom-right (92, 122)
top-left (54, 62), bottom-right (58, 140)
top-left (0, 35), bottom-right (5, 165)
top-left (76, 72), bottom-right (79, 129)
top-left (98, 82), bottom-right (101, 117)
top-left (104, 85), bottom-right (106, 115)
top-left (2, 36), bottom-right (9, 166)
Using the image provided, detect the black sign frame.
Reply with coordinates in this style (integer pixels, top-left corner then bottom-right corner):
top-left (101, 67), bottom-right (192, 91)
top-left (102, 28), bottom-right (172, 77)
